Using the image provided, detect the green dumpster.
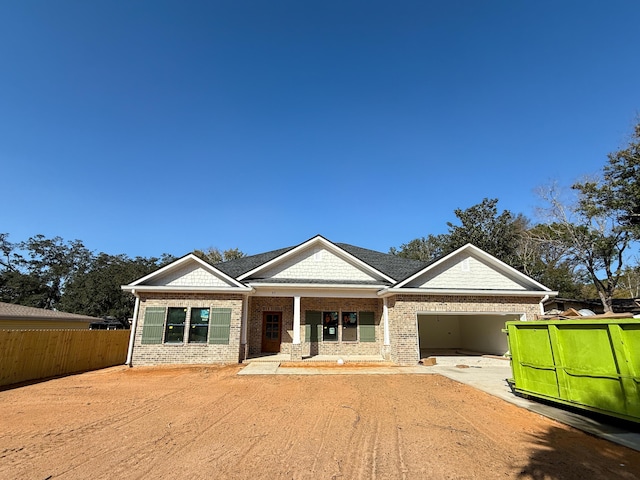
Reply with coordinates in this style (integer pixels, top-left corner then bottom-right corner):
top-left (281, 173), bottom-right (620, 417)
top-left (505, 318), bottom-right (640, 423)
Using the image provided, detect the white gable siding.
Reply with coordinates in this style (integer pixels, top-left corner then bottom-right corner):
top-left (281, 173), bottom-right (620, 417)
top-left (146, 264), bottom-right (233, 287)
top-left (406, 254), bottom-right (529, 290)
top-left (257, 247), bottom-right (382, 282)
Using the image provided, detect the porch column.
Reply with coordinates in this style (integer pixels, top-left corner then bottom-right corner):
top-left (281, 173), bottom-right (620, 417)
top-left (383, 297), bottom-right (390, 346)
top-left (292, 296), bottom-right (301, 344)
top-left (240, 295), bottom-right (248, 361)
top-left (291, 296), bottom-right (302, 361)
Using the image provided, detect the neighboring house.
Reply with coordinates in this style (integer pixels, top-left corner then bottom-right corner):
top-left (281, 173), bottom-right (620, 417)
top-left (0, 302), bottom-right (100, 330)
top-left (543, 298), bottom-right (604, 315)
top-left (544, 298), bottom-right (640, 317)
top-left (122, 235), bottom-right (556, 366)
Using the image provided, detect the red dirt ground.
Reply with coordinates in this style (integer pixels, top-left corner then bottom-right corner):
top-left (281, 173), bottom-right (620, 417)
top-left (1, 364), bottom-right (639, 480)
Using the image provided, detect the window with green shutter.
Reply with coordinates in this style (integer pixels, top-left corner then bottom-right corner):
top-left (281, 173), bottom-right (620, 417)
top-left (359, 311), bottom-right (376, 342)
top-left (208, 308), bottom-right (232, 344)
top-left (141, 307), bottom-right (167, 344)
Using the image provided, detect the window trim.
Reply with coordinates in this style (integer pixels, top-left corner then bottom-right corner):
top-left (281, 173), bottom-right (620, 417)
top-left (188, 307), bottom-right (211, 344)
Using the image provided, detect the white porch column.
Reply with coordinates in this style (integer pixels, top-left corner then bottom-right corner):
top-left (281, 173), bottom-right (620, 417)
top-left (292, 295), bottom-right (301, 344)
top-left (241, 294), bottom-right (249, 345)
top-left (383, 297), bottom-right (390, 346)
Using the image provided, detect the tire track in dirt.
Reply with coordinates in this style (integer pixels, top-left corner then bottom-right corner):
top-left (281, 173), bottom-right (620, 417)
top-left (76, 383), bottom-right (262, 479)
top-left (0, 386), bottom-right (185, 472)
top-left (4, 370), bottom-right (247, 479)
top-left (309, 404), bottom-right (338, 475)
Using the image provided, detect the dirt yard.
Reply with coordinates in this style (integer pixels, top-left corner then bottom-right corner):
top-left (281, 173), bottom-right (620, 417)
top-left (1, 365), bottom-right (639, 480)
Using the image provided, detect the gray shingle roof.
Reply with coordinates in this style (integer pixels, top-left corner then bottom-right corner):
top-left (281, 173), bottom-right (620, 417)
top-left (212, 239), bottom-right (427, 284)
top-left (214, 246), bottom-right (294, 278)
top-left (335, 243), bottom-right (427, 281)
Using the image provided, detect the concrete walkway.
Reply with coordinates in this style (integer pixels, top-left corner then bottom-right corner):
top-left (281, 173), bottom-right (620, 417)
top-left (238, 356), bottom-right (640, 452)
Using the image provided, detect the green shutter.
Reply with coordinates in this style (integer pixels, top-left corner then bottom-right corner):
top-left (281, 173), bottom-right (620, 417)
top-left (305, 311), bottom-right (322, 342)
top-left (141, 307), bottom-right (166, 344)
top-left (209, 308), bottom-right (232, 344)
top-left (359, 311), bottom-right (376, 342)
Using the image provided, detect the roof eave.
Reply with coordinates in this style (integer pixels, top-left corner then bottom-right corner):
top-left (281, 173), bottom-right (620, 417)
top-left (237, 235), bottom-right (396, 283)
top-left (248, 282), bottom-right (385, 290)
top-left (121, 285), bottom-right (253, 294)
top-left (378, 288), bottom-right (559, 298)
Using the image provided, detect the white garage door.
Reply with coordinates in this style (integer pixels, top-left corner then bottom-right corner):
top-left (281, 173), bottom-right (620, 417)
top-left (417, 313), bottom-right (521, 356)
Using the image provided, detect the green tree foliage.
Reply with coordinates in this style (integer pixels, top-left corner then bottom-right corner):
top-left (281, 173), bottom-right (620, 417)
top-left (539, 176), bottom-right (633, 313)
top-left (517, 224), bottom-right (585, 298)
top-left (446, 198), bottom-right (528, 267)
top-left (391, 198), bottom-right (527, 266)
top-left (578, 123), bottom-right (640, 233)
top-left (0, 233), bottom-right (176, 320)
top-left (389, 234), bottom-right (448, 262)
top-left (193, 247), bottom-right (246, 264)
top-left (59, 253), bottom-right (175, 320)
top-left (617, 264), bottom-right (640, 298)
top-left (0, 234), bottom-right (92, 309)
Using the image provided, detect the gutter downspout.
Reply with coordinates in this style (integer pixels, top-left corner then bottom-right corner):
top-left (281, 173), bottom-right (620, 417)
top-left (126, 290), bottom-right (140, 367)
top-left (538, 294), bottom-right (549, 318)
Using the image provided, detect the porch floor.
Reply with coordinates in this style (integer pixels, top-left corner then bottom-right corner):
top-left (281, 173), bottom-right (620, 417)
top-left (243, 354), bottom-right (387, 364)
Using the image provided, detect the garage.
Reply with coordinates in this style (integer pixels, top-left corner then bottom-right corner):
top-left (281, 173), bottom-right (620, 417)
top-left (417, 313), bottom-right (523, 357)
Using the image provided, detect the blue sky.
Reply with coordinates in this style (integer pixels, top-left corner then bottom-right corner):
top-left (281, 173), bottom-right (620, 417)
top-left (1, 1), bottom-right (639, 259)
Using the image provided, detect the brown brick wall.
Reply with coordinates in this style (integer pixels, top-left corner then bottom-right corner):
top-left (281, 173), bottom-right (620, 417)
top-left (132, 293), bottom-right (244, 366)
top-left (247, 297), bottom-right (384, 357)
top-left (247, 297), bottom-right (294, 356)
top-left (388, 294), bottom-right (541, 365)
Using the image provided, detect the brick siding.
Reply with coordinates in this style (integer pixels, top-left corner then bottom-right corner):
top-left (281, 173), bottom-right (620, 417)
top-left (132, 292), bottom-right (243, 366)
top-left (388, 294), bottom-right (541, 365)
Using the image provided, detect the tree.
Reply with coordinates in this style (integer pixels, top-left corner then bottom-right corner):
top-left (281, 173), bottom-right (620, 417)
top-left (193, 247), bottom-right (245, 264)
top-left (517, 224), bottom-right (585, 298)
top-left (445, 198), bottom-right (528, 267)
top-left (618, 263), bottom-right (640, 298)
top-left (60, 253), bottom-right (175, 320)
top-left (537, 180), bottom-right (631, 313)
top-left (593, 122), bottom-right (640, 231)
top-left (0, 234), bottom-right (92, 309)
top-left (390, 198), bottom-right (528, 265)
top-left (389, 234), bottom-right (448, 262)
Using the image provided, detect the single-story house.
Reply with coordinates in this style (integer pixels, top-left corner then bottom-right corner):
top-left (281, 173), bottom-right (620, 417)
top-left (544, 297), bottom-right (640, 317)
top-left (122, 235), bottom-right (557, 366)
top-left (0, 302), bottom-right (100, 330)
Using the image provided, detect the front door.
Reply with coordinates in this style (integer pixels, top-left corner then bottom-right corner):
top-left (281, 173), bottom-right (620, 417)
top-left (262, 312), bottom-right (282, 353)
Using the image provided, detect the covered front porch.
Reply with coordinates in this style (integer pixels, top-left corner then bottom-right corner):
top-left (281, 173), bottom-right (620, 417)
top-left (241, 291), bottom-right (390, 362)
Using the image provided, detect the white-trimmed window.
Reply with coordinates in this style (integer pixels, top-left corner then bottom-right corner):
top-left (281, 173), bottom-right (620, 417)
top-left (189, 307), bottom-right (210, 343)
top-left (140, 306), bottom-right (232, 345)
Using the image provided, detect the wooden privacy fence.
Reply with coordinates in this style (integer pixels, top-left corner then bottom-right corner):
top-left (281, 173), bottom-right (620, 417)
top-left (0, 329), bottom-right (130, 387)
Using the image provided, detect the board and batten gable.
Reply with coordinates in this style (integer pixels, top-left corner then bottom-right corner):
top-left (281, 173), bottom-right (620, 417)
top-left (245, 246), bottom-right (388, 283)
top-left (403, 251), bottom-right (539, 291)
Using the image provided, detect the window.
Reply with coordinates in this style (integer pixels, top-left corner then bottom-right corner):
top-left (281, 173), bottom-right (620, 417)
top-left (164, 307), bottom-right (187, 343)
top-left (359, 311), bottom-right (376, 342)
top-left (322, 311), bottom-right (338, 341)
top-left (140, 306), bottom-right (232, 345)
top-left (342, 312), bottom-right (357, 341)
top-left (189, 307), bottom-right (210, 343)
